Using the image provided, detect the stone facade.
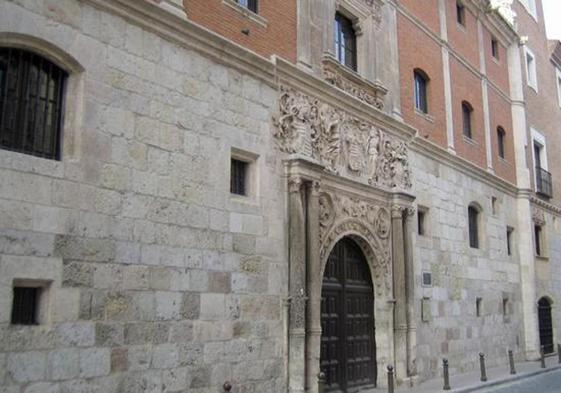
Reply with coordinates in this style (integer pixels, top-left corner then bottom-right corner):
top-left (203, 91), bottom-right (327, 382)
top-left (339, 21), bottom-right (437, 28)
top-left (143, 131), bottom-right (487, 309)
top-left (0, 0), bottom-right (560, 392)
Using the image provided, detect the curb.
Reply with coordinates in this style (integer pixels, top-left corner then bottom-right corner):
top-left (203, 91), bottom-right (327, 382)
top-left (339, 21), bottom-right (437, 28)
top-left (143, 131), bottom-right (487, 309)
top-left (448, 364), bottom-right (561, 392)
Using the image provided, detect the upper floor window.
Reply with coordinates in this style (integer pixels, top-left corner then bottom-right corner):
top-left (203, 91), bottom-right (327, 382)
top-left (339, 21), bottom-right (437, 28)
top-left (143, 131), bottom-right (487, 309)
top-left (497, 126), bottom-right (506, 159)
top-left (555, 68), bottom-right (561, 107)
top-left (520, 0), bottom-right (537, 20)
top-left (468, 204), bottom-right (480, 249)
top-left (0, 47), bottom-right (67, 160)
top-left (462, 101), bottom-right (473, 139)
top-left (525, 47), bottom-right (538, 91)
top-left (236, 0), bottom-right (258, 13)
top-left (491, 38), bottom-right (500, 60)
top-left (456, 1), bottom-right (466, 26)
top-left (334, 12), bottom-right (357, 71)
top-left (414, 69), bottom-right (429, 114)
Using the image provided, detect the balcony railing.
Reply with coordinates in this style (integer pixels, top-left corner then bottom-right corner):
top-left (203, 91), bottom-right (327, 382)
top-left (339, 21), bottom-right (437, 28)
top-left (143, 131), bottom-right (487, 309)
top-left (536, 166), bottom-right (553, 198)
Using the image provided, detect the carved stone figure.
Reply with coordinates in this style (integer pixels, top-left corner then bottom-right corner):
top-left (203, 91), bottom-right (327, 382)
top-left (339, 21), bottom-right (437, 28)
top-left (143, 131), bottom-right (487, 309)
top-left (489, 0), bottom-right (516, 26)
top-left (273, 87), bottom-right (412, 190)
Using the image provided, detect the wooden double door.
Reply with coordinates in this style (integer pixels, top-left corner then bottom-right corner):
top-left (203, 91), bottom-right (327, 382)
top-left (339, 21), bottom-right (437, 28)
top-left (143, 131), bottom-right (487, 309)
top-left (320, 238), bottom-right (377, 392)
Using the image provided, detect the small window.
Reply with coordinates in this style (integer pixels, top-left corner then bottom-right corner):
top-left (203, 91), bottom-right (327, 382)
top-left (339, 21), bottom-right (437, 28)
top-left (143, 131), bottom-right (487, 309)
top-left (417, 209), bottom-right (426, 236)
top-left (0, 48), bottom-right (67, 160)
top-left (236, 0), bottom-right (257, 13)
top-left (507, 227), bottom-right (514, 256)
top-left (334, 12), bottom-right (357, 71)
top-left (462, 101), bottom-right (473, 139)
top-left (422, 272), bottom-right (432, 287)
top-left (491, 196), bottom-right (498, 215)
top-left (497, 127), bottom-right (506, 159)
top-left (502, 298), bottom-right (508, 315)
top-left (230, 158), bottom-right (248, 196)
top-left (534, 224), bottom-right (543, 256)
top-left (468, 205), bottom-right (479, 249)
top-left (456, 1), bottom-right (466, 26)
top-left (414, 69), bottom-right (429, 114)
top-left (525, 48), bottom-right (538, 90)
top-left (476, 297), bottom-right (482, 317)
top-left (11, 286), bottom-right (40, 325)
top-left (491, 38), bottom-right (499, 60)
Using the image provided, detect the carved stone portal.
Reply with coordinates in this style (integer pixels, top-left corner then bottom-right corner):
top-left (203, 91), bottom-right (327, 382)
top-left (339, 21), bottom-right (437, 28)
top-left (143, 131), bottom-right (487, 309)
top-left (274, 87), bottom-right (412, 190)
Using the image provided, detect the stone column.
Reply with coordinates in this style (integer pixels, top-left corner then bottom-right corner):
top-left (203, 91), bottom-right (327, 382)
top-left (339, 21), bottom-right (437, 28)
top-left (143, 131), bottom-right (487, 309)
top-left (306, 181), bottom-right (322, 392)
top-left (392, 205), bottom-right (407, 382)
top-left (288, 177), bottom-right (307, 393)
top-left (403, 207), bottom-right (418, 385)
top-left (507, 41), bottom-right (539, 359)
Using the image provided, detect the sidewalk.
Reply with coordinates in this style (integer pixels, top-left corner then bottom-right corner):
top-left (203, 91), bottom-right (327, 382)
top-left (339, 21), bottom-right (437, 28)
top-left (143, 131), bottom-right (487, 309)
top-left (386, 355), bottom-right (561, 393)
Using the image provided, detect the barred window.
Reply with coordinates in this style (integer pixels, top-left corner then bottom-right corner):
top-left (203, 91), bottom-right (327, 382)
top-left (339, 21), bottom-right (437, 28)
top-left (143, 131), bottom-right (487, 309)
top-left (0, 48), bottom-right (67, 160)
top-left (230, 158), bottom-right (248, 196)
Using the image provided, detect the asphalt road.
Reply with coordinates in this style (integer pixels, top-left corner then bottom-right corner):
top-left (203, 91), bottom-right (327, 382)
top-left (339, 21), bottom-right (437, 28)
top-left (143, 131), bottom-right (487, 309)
top-left (480, 369), bottom-right (561, 393)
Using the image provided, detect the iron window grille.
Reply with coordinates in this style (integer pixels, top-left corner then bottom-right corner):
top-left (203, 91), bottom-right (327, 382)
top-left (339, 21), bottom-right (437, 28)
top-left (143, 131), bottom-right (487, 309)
top-left (334, 13), bottom-right (357, 71)
top-left (414, 70), bottom-right (428, 114)
top-left (11, 287), bottom-right (40, 325)
top-left (535, 166), bottom-right (552, 198)
top-left (0, 48), bottom-right (67, 160)
top-left (230, 158), bottom-right (248, 196)
top-left (236, 0), bottom-right (257, 13)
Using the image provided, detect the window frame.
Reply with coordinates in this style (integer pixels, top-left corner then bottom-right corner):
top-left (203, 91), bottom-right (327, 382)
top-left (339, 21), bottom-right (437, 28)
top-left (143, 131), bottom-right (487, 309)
top-left (334, 12), bottom-right (358, 72)
top-left (506, 226), bottom-right (514, 256)
top-left (497, 126), bottom-right (506, 159)
top-left (468, 204), bottom-right (480, 249)
top-left (462, 101), bottom-right (473, 139)
top-left (491, 37), bottom-right (500, 60)
top-left (525, 47), bottom-right (538, 91)
top-left (414, 69), bottom-right (429, 114)
top-left (236, 0), bottom-right (258, 13)
top-left (230, 148), bottom-right (259, 202)
top-left (0, 47), bottom-right (68, 160)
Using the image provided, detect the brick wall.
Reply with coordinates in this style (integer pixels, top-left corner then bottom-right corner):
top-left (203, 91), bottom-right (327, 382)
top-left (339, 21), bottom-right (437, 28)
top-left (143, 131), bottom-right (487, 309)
top-left (183, 0), bottom-right (297, 63)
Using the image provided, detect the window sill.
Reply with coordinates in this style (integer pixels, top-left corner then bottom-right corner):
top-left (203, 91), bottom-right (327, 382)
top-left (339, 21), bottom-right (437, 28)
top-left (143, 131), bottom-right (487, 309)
top-left (222, 0), bottom-right (268, 28)
top-left (462, 135), bottom-right (478, 146)
top-left (456, 22), bottom-right (467, 32)
top-left (414, 109), bottom-right (434, 123)
top-left (527, 82), bottom-right (538, 94)
top-left (492, 56), bottom-right (500, 65)
top-left (536, 254), bottom-right (549, 262)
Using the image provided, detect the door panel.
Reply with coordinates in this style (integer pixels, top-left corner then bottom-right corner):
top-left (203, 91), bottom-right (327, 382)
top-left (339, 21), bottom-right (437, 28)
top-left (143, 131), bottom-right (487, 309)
top-left (320, 238), bottom-right (376, 392)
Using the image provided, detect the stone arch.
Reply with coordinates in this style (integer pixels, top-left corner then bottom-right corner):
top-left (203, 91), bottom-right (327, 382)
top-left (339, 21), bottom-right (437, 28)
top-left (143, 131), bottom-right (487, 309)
top-left (0, 32), bottom-right (85, 159)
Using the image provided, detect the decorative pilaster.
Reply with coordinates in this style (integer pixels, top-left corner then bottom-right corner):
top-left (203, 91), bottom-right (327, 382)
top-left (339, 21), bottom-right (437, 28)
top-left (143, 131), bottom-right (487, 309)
top-left (403, 207), bottom-right (418, 385)
top-left (306, 180), bottom-right (322, 392)
top-left (288, 176), bottom-right (307, 393)
top-left (391, 205), bottom-right (407, 382)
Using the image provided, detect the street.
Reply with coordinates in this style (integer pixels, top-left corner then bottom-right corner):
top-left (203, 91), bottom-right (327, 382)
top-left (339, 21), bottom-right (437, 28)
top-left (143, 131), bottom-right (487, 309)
top-left (480, 369), bottom-right (561, 393)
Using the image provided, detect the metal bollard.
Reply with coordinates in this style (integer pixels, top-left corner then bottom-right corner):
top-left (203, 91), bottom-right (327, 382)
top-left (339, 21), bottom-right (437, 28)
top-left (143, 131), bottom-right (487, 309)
top-left (387, 365), bottom-right (394, 393)
top-left (479, 353), bottom-right (488, 382)
top-left (540, 346), bottom-right (546, 368)
top-left (558, 344), bottom-right (561, 364)
top-left (508, 349), bottom-right (516, 375)
top-left (318, 372), bottom-right (326, 393)
top-left (443, 358), bottom-right (451, 390)
top-left (223, 381), bottom-right (232, 392)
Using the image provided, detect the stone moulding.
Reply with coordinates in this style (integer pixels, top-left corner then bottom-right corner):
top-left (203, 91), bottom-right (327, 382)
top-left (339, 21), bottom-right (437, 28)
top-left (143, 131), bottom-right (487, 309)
top-left (318, 191), bottom-right (391, 295)
top-left (322, 54), bottom-right (387, 110)
top-left (273, 86), bottom-right (412, 191)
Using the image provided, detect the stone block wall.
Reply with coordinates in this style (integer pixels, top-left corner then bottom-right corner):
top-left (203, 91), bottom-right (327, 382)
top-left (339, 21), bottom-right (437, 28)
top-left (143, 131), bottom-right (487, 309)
top-left (411, 151), bottom-right (523, 380)
top-left (0, 1), bottom-right (287, 392)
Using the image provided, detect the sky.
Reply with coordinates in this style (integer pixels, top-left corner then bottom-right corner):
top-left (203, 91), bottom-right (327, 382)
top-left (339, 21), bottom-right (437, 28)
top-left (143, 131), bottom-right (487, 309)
top-left (543, 0), bottom-right (561, 40)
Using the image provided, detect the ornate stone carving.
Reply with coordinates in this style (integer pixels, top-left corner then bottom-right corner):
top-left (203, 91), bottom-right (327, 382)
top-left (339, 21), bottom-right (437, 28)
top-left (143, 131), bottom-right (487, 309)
top-left (319, 191), bottom-right (391, 295)
top-left (489, 0), bottom-right (516, 26)
top-left (532, 207), bottom-right (546, 226)
top-left (273, 87), bottom-right (412, 190)
top-left (322, 56), bottom-right (387, 109)
top-left (360, 0), bottom-right (384, 26)
top-left (288, 176), bottom-right (304, 193)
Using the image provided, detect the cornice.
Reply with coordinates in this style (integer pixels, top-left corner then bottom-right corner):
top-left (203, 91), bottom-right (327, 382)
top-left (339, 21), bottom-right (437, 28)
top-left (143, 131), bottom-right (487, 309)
top-left (530, 196), bottom-right (561, 218)
top-left (410, 136), bottom-right (518, 197)
top-left (82, 0), bottom-right (277, 87)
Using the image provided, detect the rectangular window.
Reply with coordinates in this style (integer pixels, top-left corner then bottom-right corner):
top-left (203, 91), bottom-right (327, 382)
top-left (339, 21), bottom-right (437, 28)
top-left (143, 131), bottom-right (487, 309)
top-left (417, 209), bottom-right (426, 236)
top-left (476, 297), bottom-right (482, 317)
top-left (462, 102), bottom-right (473, 139)
top-left (525, 48), bottom-right (538, 90)
top-left (507, 227), bottom-right (513, 256)
top-left (491, 38), bottom-right (499, 60)
top-left (491, 196), bottom-right (498, 215)
top-left (414, 71), bottom-right (428, 114)
top-left (497, 127), bottom-right (506, 159)
top-left (556, 68), bottom-right (561, 108)
top-left (534, 224), bottom-right (542, 256)
top-left (11, 287), bottom-right (40, 325)
top-left (236, 0), bottom-right (257, 13)
top-left (334, 13), bottom-right (357, 71)
top-left (422, 272), bottom-right (432, 287)
top-left (230, 158), bottom-right (248, 196)
top-left (520, 0), bottom-right (537, 19)
top-left (456, 1), bottom-right (466, 26)
top-left (468, 206), bottom-right (479, 249)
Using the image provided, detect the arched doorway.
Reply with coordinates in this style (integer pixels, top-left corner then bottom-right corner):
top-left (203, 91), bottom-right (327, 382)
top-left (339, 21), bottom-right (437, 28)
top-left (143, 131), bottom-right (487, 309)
top-left (538, 297), bottom-right (554, 354)
top-left (320, 237), bottom-right (377, 392)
